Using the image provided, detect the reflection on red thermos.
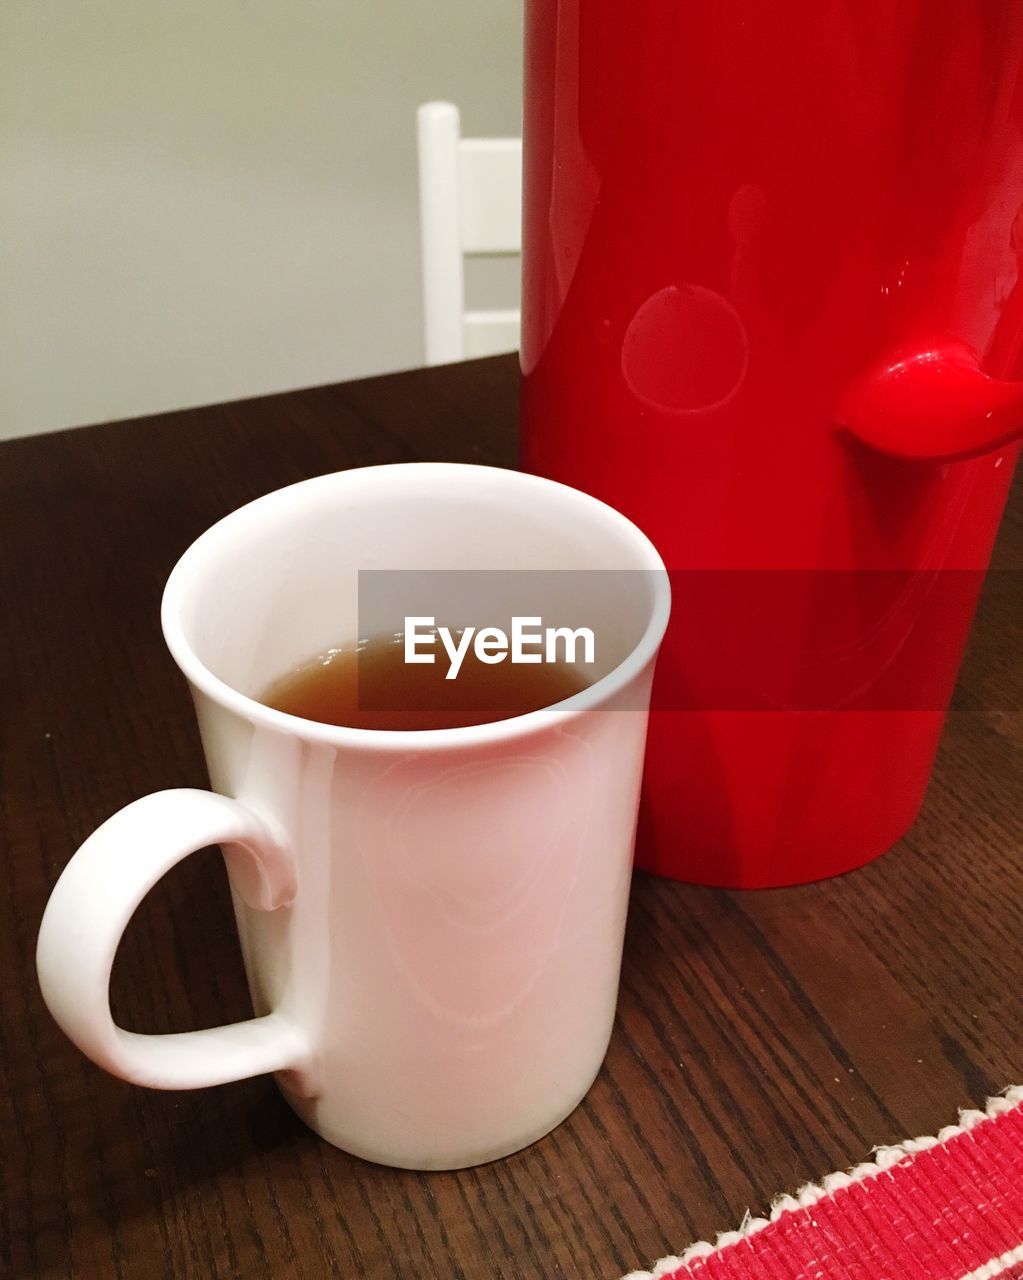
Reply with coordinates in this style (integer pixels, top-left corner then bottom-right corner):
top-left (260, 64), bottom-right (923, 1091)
top-left (520, 0), bottom-right (1023, 886)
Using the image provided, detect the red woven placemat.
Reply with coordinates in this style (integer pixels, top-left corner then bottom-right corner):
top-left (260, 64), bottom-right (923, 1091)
top-left (624, 1087), bottom-right (1023, 1280)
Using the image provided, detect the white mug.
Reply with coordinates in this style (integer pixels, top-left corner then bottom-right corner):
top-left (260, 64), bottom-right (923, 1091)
top-left (36, 463), bottom-right (670, 1170)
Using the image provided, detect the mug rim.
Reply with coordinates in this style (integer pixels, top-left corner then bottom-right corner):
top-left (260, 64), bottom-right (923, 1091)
top-left (161, 462), bottom-right (671, 751)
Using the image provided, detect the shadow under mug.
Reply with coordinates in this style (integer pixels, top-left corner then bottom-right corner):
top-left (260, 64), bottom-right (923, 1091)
top-left (36, 462), bottom-right (670, 1170)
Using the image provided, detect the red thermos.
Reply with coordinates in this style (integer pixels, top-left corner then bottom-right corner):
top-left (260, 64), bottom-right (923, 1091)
top-left (520, 2), bottom-right (1023, 887)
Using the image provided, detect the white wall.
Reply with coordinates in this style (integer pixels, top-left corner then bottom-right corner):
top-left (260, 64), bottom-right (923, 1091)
top-left (0, 1), bottom-right (523, 440)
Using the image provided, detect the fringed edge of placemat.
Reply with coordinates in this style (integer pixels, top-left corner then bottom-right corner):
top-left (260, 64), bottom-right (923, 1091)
top-left (622, 1084), bottom-right (1023, 1280)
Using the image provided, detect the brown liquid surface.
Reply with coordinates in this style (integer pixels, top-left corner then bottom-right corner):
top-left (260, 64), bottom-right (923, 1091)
top-left (261, 631), bottom-right (590, 730)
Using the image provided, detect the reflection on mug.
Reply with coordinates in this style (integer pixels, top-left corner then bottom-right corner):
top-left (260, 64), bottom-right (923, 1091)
top-left (622, 284), bottom-right (748, 416)
top-left (356, 745), bottom-right (587, 1030)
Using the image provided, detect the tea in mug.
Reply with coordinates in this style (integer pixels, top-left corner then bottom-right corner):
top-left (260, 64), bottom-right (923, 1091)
top-left (261, 630), bottom-right (589, 731)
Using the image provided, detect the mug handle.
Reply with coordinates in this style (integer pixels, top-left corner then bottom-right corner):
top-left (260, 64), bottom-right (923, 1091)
top-left (36, 789), bottom-right (311, 1091)
top-left (839, 337), bottom-right (1023, 462)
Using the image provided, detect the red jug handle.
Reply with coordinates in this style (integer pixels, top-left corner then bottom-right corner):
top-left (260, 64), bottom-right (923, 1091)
top-left (839, 338), bottom-right (1023, 462)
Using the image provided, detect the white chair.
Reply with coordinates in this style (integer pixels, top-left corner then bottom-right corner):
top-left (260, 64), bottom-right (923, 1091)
top-left (416, 101), bottom-right (522, 365)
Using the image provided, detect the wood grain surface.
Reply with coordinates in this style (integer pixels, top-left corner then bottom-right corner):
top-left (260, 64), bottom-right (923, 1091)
top-left (1, 354), bottom-right (1020, 1280)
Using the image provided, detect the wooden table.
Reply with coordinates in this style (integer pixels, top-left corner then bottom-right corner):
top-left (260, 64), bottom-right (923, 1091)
top-left (2, 355), bottom-right (1020, 1280)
